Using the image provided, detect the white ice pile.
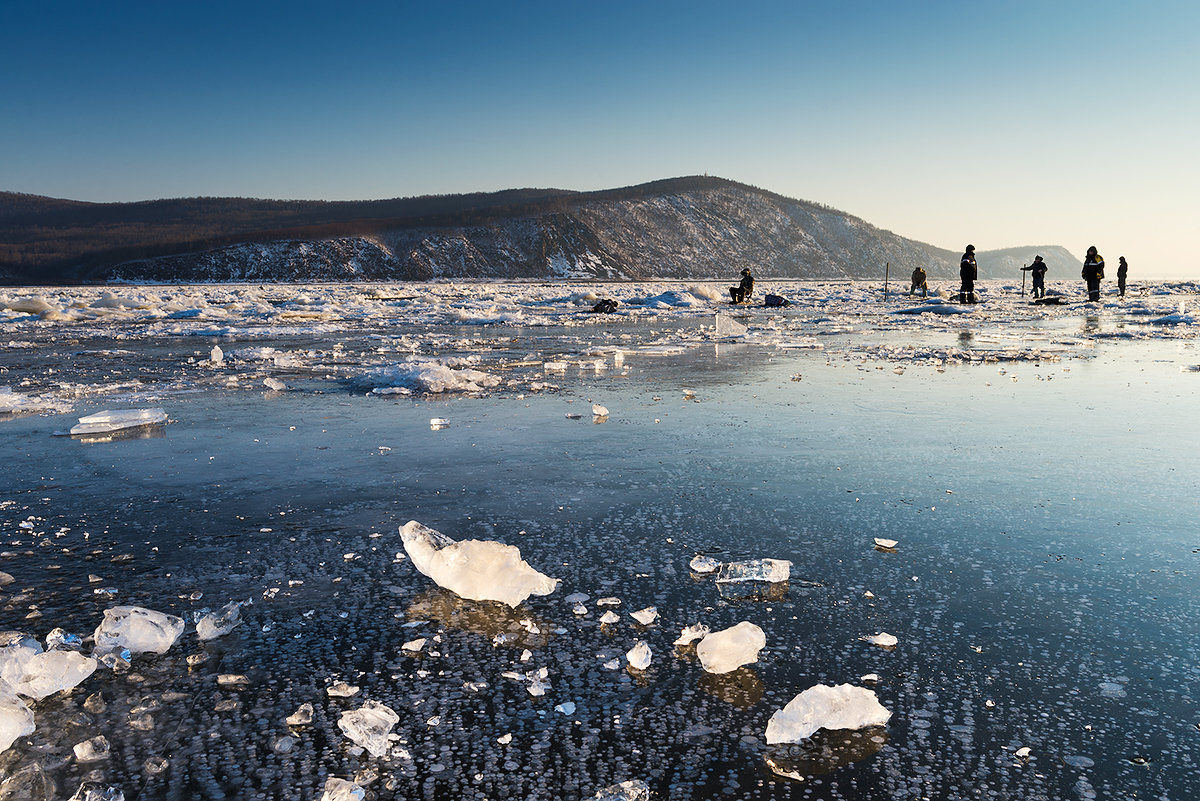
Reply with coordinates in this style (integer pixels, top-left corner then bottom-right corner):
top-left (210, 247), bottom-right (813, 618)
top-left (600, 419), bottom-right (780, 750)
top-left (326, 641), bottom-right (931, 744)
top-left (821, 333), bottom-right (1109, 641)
top-left (92, 606), bottom-right (185, 656)
top-left (337, 700), bottom-right (399, 757)
top-left (765, 683), bottom-right (892, 745)
top-left (400, 521), bottom-right (559, 608)
top-left (365, 358), bottom-right (500, 394)
top-left (696, 622), bottom-right (766, 674)
top-left (68, 409), bottom-right (167, 436)
top-left (195, 600), bottom-right (244, 641)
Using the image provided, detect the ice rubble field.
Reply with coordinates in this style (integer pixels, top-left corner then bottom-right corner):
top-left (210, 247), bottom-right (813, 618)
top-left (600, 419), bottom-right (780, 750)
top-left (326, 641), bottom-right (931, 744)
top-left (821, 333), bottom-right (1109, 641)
top-left (2, 279), bottom-right (1200, 800)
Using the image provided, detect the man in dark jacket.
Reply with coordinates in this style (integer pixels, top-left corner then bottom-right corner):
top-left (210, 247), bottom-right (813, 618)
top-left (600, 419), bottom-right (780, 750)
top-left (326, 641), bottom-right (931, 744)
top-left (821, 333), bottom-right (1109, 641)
top-left (729, 268), bottom-right (754, 303)
top-left (1022, 255), bottom-right (1048, 298)
top-left (1082, 246), bottom-right (1104, 302)
top-left (1117, 256), bottom-right (1129, 297)
top-left (959, 245), bottom-right (978, 303)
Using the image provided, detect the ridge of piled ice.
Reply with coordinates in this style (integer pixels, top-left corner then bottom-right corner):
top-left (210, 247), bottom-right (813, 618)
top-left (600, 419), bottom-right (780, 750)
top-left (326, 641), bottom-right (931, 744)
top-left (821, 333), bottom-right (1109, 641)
top-left (337, 700), bottom-right (399, 758)
top-left (69, 409), bottom-right (167, 435)
top-left (93, 606), bottom-right (185, 656)
top-left (399, 520), bottom-right (559, 608)
top-left (0, 680), bottom-right (35, 753)
top-left (696, 621), bottom-right (766, 674)
top-left (765, 683), bottom-right (892, 744)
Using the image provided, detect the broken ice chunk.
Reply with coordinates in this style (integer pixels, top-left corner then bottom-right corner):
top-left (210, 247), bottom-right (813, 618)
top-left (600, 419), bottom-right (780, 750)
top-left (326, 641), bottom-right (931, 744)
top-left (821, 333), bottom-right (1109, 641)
top-left (73, 734), bottom-right (111, 762)
top-left (400, 521), bottom-right (559, 608)
top-left (630, 606), bottom-right (658, 625)
top-left (593, 779), bottom-right (651, 801)
top-left (674, 623), bottom-right (710, 646)
top-left (873, 537), bottom-right (898, 550)
top-left (599, 611), bottom-right (620, 625)
top-left (93, 606), bottom-right (184, 656)
top-left (11, 651), bottom-right (97, 700)
top-left (195, 600), bottom-right (243, 641)
top-left (555, 701), bottom-right (576, 715)
top-left (401, 638), bottom-right (426, 653)
top-left (696, 621), bottom-right (766, 674)
top-left (765, 684), bottom-right (892, 744)
top-left (572, 603), bottom-right (588, 616)
top-left (45, 628), bottom-right (83, 651)
top-left (861, 632), bottom-right (898, 649)
top-left (597, 597), bottom-right (621, 607)
top-left (0, 632), bottom-right (42, 687)
top-left (263, 377), bottom-right (287, 392)
top-left (0, 682), bottom-right (34, 753)
top-left (68, 782), bottom-right (124, 801)
top-left (320, 777), bottom-right (366, 801)
top-left (592, 403), bottom-right (609, 417)
top-left (286, 702), bottom-right (314, 726)
top-left (716, 558), bottom-right (791, 584)
top-left (563, 592), bottom-right (589, 604)
top-left (69, 409), bottom-right (168, 436)
top-left (327, 681), bottom-right (360, 698)
top-left (338, 701), bottom-right (399, 758)
top-left (626, 641), bottom-right (651, 670)
top-left (689, 555), bottom-right (720, 573)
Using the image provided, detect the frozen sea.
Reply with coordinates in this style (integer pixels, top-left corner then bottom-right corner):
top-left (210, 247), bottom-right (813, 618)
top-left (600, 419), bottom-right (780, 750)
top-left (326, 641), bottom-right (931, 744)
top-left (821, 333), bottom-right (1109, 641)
top-left (2, 279), bottom-right (1200, 800)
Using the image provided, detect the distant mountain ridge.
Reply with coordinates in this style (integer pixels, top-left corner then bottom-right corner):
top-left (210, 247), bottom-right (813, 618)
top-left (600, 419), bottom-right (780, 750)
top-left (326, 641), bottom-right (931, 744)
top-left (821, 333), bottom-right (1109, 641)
top-left (0, 177), bottom-right (1077, 285)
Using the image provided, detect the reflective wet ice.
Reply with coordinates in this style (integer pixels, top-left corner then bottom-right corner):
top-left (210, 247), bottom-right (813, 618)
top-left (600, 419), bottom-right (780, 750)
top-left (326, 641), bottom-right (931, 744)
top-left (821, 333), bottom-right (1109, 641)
top-left (2, 280), bottom-right (1199, 800)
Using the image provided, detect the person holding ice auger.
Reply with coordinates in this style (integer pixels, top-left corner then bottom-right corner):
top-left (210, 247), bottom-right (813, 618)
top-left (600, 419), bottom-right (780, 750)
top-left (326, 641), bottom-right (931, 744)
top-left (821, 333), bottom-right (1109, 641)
top-left (1022, 255), bottom-right (1047, 298)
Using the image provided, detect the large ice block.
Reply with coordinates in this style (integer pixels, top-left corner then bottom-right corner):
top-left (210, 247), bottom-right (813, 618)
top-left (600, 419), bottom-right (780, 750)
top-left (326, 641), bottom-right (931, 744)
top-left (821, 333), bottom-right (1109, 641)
top-left (765, 683), bottom-right (891, 744)
top-left (93, 606), bottom-right (185, 656)
top-left (69, 409), bottom-right (167, 436)
top-left (696, 621), bottom-right (766, 674)
top-left (337, 700), bottom-right (399, 758)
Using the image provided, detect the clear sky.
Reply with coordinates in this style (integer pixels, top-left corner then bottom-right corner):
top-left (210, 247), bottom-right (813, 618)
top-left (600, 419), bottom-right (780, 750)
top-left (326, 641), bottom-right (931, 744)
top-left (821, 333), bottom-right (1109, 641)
top-left (4, 1), bottom-right (1197, 277)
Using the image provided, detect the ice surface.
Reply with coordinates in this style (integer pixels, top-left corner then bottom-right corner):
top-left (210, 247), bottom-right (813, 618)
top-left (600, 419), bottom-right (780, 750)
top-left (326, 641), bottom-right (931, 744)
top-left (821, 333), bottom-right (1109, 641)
top-left (319, 777), bottom-right (366, 801)
top-left (626, 641), bottom-right (651, 670)
top-left (674, 623), bottom-right (710, 646)
top-left (400, 520), bottom-right (559, 608)
top-left (69, 408), bottom-right (167, 435)
top-left (0, 680), bottom-right (34, 753)
top-left (93, 606), bottom-right (185, 656)
top-left (765, 683), bottom-right (892, 744)
top-left (337, 700), bottom-right (399, 758)
top-left (716, 558), bottom-right (791, 584)
top-left (696, 621), bottom-right (766, 674)
top-left (593, 779), bottom-right (651, 801)
top-left (10, 651), bottom-right (97, 700)
top-left (195, 600), bottom-right (244, 640)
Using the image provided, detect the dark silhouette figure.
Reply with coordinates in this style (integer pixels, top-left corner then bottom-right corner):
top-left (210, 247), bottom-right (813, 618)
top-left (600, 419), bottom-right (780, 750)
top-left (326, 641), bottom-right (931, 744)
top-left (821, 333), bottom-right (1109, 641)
top-left (909, 267), bottom-right (928, 297)
top-left (729, 268), bottom-right (754, 303)
top-left (1082, 246), bottom-right (1104, 302)
top-left (1117, 256), bottom-right (1128, 297)
top-left (1022, 255), bottom-right (1048, 298)
top-left (959, 245), bottom-right (978, 303)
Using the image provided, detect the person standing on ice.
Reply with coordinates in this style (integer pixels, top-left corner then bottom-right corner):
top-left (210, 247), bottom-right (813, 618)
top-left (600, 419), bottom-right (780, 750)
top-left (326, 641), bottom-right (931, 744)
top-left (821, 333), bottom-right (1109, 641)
top-left (729, 268), bottom-right (754, 303)
top-left (959, 245), bottom-right (978, 303)
top-left (1117, 256), bottom-right (1129, 297)
top-left (1022, 255), bottom-right (1047, 298)
top-left (909, 266), bottom-right (928, 297)
top-left (1082, 246), bottom-right (1105, 302)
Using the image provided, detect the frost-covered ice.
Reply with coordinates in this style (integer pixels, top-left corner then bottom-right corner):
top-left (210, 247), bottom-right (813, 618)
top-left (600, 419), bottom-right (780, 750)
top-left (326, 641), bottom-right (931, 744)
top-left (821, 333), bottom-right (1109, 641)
top-left (765, 684), bottom-right (892, 744)
top-left (696, 621), bottom-right (766, 674)
top-left (400, 520), bottom-right (559, 607)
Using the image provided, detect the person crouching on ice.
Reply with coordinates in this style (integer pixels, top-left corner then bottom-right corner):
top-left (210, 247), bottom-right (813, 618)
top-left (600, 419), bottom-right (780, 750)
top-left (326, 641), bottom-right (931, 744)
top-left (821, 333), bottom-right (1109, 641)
top-left (729, 268), bottom-right (754, 303)
top-left (909, 267), bottom-right (928, 297)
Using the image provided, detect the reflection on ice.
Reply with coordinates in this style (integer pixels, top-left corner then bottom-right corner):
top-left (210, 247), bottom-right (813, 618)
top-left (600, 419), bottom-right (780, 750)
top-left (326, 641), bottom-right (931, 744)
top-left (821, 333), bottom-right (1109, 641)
top-left (763, 727), bottom-right (889, 779)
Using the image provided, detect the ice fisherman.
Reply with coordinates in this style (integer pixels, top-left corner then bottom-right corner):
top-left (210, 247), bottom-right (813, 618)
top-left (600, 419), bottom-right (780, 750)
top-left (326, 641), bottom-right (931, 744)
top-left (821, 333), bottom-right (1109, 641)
top-left (909, 266), bottom-right (928, 297)
top-left (729, 268), bottom-right (754, 303)
top-left (1082, 246), bottom-right (1105, 302)
top-left (959, 245), bottom-right (978, 303)
top-left (1022, 255), bottom-right (1047, 298)
top-left (1117, 256), bottom-right (1129, 297)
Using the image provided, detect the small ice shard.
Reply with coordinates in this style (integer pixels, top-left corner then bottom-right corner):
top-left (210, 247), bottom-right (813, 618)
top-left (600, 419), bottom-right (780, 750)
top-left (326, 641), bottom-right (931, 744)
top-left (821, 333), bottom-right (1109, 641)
top-left (565, 412), bottom-right (582, 419)
top-left (716, 558), bottom-right (791, 584)
top-left (555, 701), bottom-right (576, 715)
top-left (520, 649), bottom-right (532, 662)
top-left (714, 314), bottom-right (748, 337)
top-left (195, 600), bottom-right (243, 641)
top-left (327, 681), bottom-right (360, 698)
top-left (0, 682), bottom-right (34, 753)
top-left (603, 658), bottom-right (620, 670)
top-left (286, 702), bottom-right (314, 726)
top-left (497, 733), bottom-right (512, 745)
top-left (210, 345), bottom-right (224, 365)
top-left (69, 409), bottom-right (168, 436)
top-left (93, 606), bottom-right (184, 656)
top-left (873, 537), bottom-right (898, 550)
top-left (73, 734), bottom-right (111, 762)
top-left (630, 606), bottom-right (658, 625)
top-left (543, 361), bottom-right (568, 372)
top-left (593, 779), bottom-right (651, 801)
top-left (592, 403), bottom-right (609, 417)
top-left (689, 555), bottom-right (720, 573)
top-left (46, 628), bottom-right (83, 651)
top-left (861, 632), bottom-right (898, 649)
top-left (860, 673), bottom-right (880, 685)
top-left (400, 521), bottom-right (559, 608)
top-left (338, 700), bottom-right (399, 757)
top-left (217, 674), bottom-right (250, 688)
top-left (564, 592), bottom-right (589, 604)
top-left (11, 651), bottom-right (98, 700)
top-left (597, 597), bottom-right (621, 606)
top-left (696, 621), bottom-right (766, 674)
top-left (573, 603), bottom-right (588, 616)
top-left (320, 777), bottom-right (366, 801)
top-left (765, 683), bottom-right (892, 744)
top-left (600, 611), bottom-right (620, 624)
top-left (429, 417), bottom-right (449, 429)
top-left (674, 623), bottom-right (710, 646)
top-left (626, 641), bottom-right (651, 670)
top-left (68, 782), bottom-right (124, 801)
top-left (863, 590), bottom-right (876, 599)
top-left (263, 377), bottom-right (287, 391)
top-left (402, 638), bottom-right (426, 653)
top-left (1015, 746), bottom-right (1031, 759)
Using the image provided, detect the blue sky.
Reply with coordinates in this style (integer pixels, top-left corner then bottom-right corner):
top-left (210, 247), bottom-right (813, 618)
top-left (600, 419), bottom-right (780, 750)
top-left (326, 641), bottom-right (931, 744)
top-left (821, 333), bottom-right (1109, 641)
top-left (4, 1), bottom-right (1197, 277)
